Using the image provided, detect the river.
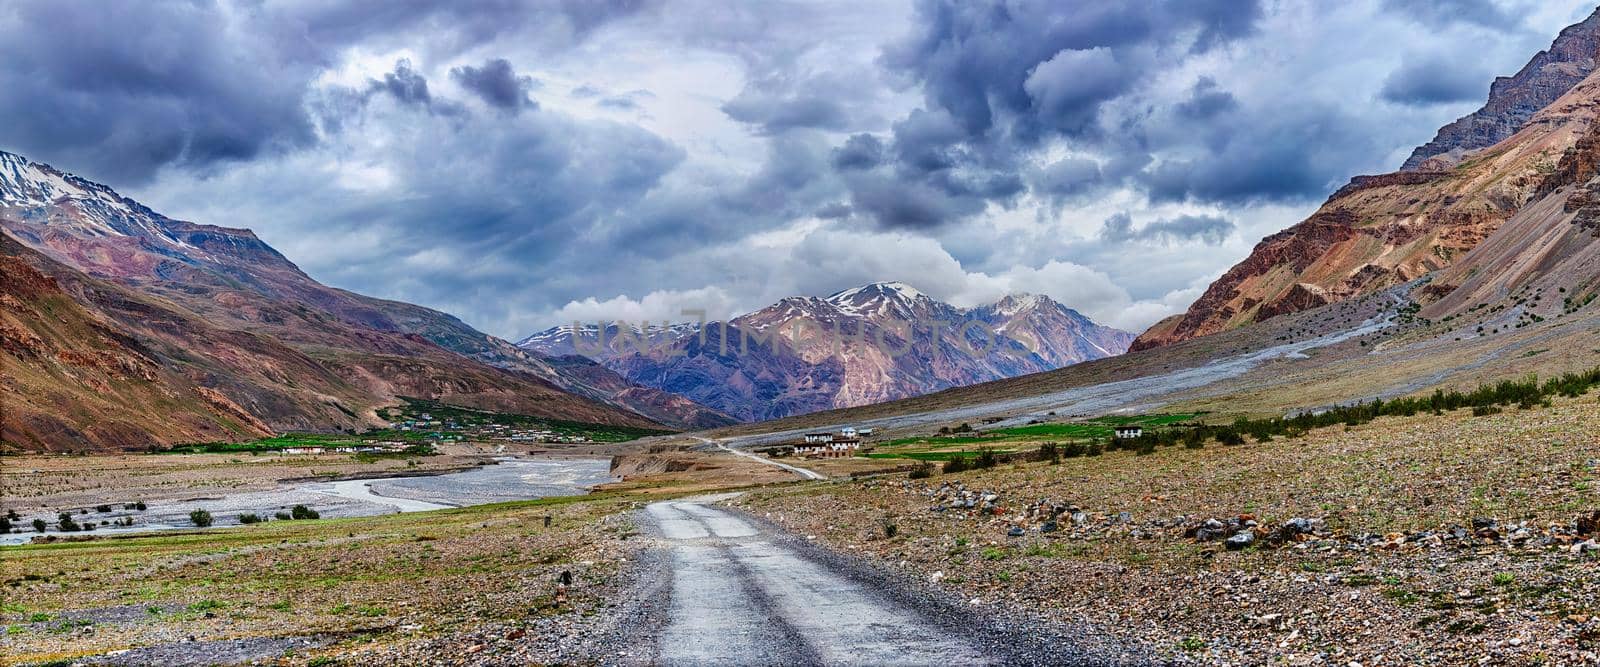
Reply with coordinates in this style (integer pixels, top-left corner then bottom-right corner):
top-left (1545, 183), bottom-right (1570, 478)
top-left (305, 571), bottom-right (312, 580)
top-left (1, 457), bottom-right (615, 546)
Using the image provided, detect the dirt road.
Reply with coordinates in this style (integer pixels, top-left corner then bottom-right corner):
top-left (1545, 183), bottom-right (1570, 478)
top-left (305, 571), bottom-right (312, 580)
top-left (624, 497), bottom-right (1143, 666)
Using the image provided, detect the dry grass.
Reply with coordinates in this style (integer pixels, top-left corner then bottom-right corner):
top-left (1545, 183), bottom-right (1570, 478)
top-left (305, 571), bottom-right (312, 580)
top-left (0, 492), bottom-right (647, 665)
top-left (735, 396), bottom-right (1600, 664)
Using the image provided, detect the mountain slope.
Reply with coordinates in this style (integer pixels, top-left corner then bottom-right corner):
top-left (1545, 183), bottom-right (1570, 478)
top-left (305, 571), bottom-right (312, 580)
top-left (2, 232), bottom-right (345, 451)
top-left (1402, 7), bottom-right (1600, 171)
top-left (0, 151), bottom-right (671, 450)
top-left (523, 282), bottom-right (1133, 422)
top-left (1133, 13), bottom-right (1600, 351)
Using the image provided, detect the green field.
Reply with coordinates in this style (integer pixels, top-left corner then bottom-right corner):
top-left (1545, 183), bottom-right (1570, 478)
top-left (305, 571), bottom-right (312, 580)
top-left (159, 397), bottom-right (673, 454)
top-left (866, 413), bottom-right (1198, 460)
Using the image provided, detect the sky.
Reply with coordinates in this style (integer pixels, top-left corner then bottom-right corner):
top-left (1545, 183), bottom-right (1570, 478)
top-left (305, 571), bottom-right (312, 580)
top-left (0, 0), bottom-right (1594, 338)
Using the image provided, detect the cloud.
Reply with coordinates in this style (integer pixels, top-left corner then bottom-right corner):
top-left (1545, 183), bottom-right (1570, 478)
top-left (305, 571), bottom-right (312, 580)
top-left (13, 0), bottom-right (1597, 345)
top-left (1381, 0), bottom-right (1522, 30)
top-left (1380, 54), bottom-right (1488, 105)
top-left (1099, 212), bottom-right (1235, 245)
top-left (831, 134), bottom-right (885, 170)
top-left (450, 58), bottom-right (538, 111)
top-left (373, 59), bottom-right (433, 106)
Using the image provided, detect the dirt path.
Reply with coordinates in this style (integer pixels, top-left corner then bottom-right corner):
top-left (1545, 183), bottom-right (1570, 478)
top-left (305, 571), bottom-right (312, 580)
top-left (693, 436), bottom-right (827, 480)
top-left (624, 496), bottom-right (1145, 666)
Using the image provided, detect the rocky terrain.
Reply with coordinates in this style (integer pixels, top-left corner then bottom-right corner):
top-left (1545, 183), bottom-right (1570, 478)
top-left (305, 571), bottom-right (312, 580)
top-left (1134, 8), bottom-right (1600, 351)
top-left (523, 282), bottom-right (1133, 422)
top-left (733, 396), bottom-right (1600, 665)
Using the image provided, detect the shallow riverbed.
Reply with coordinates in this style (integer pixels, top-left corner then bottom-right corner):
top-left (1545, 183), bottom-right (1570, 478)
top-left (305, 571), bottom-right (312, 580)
top-left (2, 457), bottom-right (614, 545)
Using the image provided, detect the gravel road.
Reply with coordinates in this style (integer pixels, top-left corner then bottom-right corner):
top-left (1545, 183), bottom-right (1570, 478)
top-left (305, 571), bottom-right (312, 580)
top-left (615, 496), bottom-right (1150, 666)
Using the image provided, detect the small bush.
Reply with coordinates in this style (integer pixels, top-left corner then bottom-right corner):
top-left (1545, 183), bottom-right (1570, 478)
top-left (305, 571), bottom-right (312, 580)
top-left (943, 457), bottom-right (970, 474)
top-left (1061, 441), bottom-right (1086, 458)
top-left (882, 521), bottom-right (898, 539)
top-left (290, 505), bottom-right (320, 520)
top-left (274, 511), bottom-right (293, 521)
top-left (238, 513), bottom-right (263, 525)
top-left (95, 505), bottom-right (112, 513)
top-left (973, 449), bottom-right (999, 469)
top-left (57, 513), bottom-right (81, 532)
top-left (189, 510), bottom-right (214, 528)
top-left (908, 463), bottom-right (934, 479)
top-left (32, 519), bottom-right (46, 533)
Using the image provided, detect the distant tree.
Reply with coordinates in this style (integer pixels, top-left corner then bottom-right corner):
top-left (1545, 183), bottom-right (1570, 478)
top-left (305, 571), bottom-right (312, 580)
top-left (32, 519), bottom-right (46, 533)
top-left (290, 505), bottom-right (320, 520)
top-left (189, 510), bottom-right (214, 528)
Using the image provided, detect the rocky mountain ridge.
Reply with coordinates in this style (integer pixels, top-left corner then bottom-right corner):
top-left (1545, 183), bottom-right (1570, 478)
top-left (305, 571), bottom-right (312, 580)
top-left (1134, 9), bottom-right (1600, 351)
top-left (520, 282), bottom-right (1134, 422)
top-left (0, 150), bottom-right (731, 449)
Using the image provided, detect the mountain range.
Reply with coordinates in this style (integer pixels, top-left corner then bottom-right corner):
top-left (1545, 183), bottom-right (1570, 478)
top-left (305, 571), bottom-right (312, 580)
top-left (0, 151), bottom-right (733, 450)
top-left (518, 282), bottom-right (1135, 422)
top-left (1134, 6), bottom-right (1600, 351)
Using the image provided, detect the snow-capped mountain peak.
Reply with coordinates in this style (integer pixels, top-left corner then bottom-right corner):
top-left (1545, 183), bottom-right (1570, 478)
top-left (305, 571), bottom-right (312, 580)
top-left (0, 149), bottom-right (173, 241)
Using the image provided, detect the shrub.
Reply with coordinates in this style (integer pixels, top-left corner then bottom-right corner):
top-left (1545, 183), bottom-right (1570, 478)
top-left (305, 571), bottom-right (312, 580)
top-left (1036, 442), bottom-right (1059, 463)
top-left (0, 518), bottom-right (9, 533)
top-left (1061, 441), bottom-right (1086, 458)
top-left (882, 521), bottom-right (898, 539)
top-left (290, 505), bottom-right (320, 520)
top-left (189, 510), bottom-right (214, 528)
top-left (32, 519), bottom-right (46, 533)
top-left (943, 457), bottom-right (970, 474)
top-left (1135, 440), bottom-right (1157, 456)
top-left (1084, 442), bottom-right (1104, 457)
top-left (134, 501), bottom-right (147, 511)
top-left (238, 513), bottom-right (263, 525)
top-left (274, 511), bottom-right (293, 521)
top-left (973, 448), bottom-right (999, 469)
top-left (95, 505), bottom-right (112, 513)
top-left (57, 513), bottom-right (81, 532)
top-left (908, 463), bottom-right (934, 480)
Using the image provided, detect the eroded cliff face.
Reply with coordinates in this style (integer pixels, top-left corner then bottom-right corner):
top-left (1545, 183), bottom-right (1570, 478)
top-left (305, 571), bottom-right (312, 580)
top-left (1401, 7), bottom-right (1600, 171)
top-left (1133, 56), bottom-right (1600, 351)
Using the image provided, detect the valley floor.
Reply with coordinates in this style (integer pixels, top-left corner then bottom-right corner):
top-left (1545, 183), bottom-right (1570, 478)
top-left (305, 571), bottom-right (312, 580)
top-left (733, 395), bottom-right (1600, 665)
top-left (3, 397), bottom-right (1598, 665)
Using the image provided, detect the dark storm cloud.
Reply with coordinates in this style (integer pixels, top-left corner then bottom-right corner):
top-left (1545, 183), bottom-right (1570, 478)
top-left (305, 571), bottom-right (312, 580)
top-left (450, 58), bottom-right (538, 111)
top-left (1380, 54), bottom-right (1488, 105)
top-left (1099, 212), bottom-right (1235, 245)
top-left (833, 0), bottom-right (1267, 228)
top-left (374, 59), bottom-right (432, 106)
top-left (1137, 106), bottom-right (1373, 205)
top-left (1381, 0), bottom-right (1522, 30)
top-left (1175, 77), bottom-right (1238, 119)
top-left (1032, 158), bottom-right (1104, 202)
top-left (0, 1), bottom-right (319, 183)
top-left (881, 0), bottom-right (1263, 141)
top-left (720, 66), bottom-right (886, 135)
top-left (831, 134), bottom-right (885, 170)
top-left (0, 0), bottom-right (646, 185)
top-left (722, 93), bottom-right (850, 133)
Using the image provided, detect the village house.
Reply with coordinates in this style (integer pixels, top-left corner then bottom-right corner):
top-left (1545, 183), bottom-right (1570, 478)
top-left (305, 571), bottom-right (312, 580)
top-left (795, 436), bottom-right (862, 459)
top-left (1114, 425), bottom-right (1144, 439)
top-left (803, 432), bottom-right (833, 444)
